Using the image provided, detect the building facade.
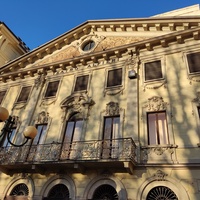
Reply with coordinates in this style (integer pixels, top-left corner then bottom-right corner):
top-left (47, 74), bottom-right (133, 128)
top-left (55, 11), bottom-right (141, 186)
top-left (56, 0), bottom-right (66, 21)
top-left (0, 4), bottom-right (200, 200)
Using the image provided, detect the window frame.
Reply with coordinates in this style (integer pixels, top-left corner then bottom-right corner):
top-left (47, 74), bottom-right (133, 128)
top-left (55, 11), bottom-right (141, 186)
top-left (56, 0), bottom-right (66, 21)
top-left (44, 80), bottom-right (60, 99)
top-left (16, 86), bottom-right (32, 103)
top-left (106, 68), bottom-right (123, 88)
top-left (0, 90), bottom-right (7, 105)
top-left (147, 111), bottom-right (169, 145)
top-left (73, 74), bottom-right (89, 92)
top-left (72, 73), bottom-right (90, 93)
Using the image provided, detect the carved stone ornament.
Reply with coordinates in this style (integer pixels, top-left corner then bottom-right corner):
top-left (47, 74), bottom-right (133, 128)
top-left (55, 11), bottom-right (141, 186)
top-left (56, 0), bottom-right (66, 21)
top-left (105, 102), bottom-right (120, 116)
top-left (124, 54), bottom-right (139, 70)
top-left (144, 96), bottom-right (168, 111)
top-left (61, 93), bottom-right (95, 120)
top-left (153, 170), bottom-right (168, 181)
top-left (35, 111), bottom-right (49, 124)
top-left (192, 92), bottom-right (200, 105)
top-left (34, 72), bottom-right (46, 89)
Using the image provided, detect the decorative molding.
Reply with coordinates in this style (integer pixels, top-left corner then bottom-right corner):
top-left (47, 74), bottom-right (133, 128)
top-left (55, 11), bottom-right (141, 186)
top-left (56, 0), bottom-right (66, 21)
top-left (35, 111), bottom-right (50, 124)
top-left (34, 72), bottom-right (46, 89)
top-left (153, 170), bottom-right (168, 181)
top-left (105, 102), bottom-right (120, 116)
top-left (192, 92), bottom-right (200, 105)
top-left (143, 80), bottom-right (167, 91)
top-left (144, 96), bottom-right (168, 111)
top-left (61, 93), bottom-right (95, 120)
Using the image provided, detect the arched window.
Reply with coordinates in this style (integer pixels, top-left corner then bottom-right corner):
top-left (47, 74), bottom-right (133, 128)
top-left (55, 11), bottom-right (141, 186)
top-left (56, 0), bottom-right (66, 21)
top-left (92, 184), bottom-right (119, 200)
top-left (60, 113), bottom-right (83, 160)
top-left (146, 186), bottom-right (178, 200)
top-left (9, 183), bottom-right (29, 197)
top-left (44, 184), bottom-right (70, 200)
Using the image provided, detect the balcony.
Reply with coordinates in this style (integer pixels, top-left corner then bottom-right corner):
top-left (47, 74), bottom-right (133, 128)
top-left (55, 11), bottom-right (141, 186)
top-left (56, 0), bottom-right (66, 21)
top-left (0, 138), bottom-right (137, 174)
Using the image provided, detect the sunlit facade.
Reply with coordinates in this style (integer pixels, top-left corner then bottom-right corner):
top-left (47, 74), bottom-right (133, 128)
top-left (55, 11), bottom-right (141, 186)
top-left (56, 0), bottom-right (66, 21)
top-left (0, 5), bottom-right (200, 200)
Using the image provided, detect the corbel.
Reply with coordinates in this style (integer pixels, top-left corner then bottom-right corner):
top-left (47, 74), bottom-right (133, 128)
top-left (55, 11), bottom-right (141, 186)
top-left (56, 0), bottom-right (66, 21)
top-left (101, 25), bottom-right (106, 31)
top-left (73, 33), bottom-right (79, 40)
top-left (142, 24), bottom-right (148, 31)
top-left (155, 23), bottom-right (161, 31)
top-left (110, 25), bottom-right (115, 31)
top-left (193, 31), bottom-right (200, 40)
top-left (120, 25), bottom-right (125, 31)
top-left (145, 43), bottom-right (152, 51)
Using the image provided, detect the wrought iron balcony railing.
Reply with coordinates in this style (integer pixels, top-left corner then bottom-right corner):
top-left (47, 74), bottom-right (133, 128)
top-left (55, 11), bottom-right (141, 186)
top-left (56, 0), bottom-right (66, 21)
top-left (0, 137), bottom-right (137, 166)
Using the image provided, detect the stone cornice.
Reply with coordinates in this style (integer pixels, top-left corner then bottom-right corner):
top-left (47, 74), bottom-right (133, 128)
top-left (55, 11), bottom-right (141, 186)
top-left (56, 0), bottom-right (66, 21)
top-left (0, 19), bottom-right (200, 83)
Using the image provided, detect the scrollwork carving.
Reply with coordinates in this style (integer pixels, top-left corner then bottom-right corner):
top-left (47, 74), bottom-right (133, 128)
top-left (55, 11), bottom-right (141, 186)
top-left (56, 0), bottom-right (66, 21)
top-left (35, 111), bottom-right (49, 124)
top-left (153, 170), bottom-right (168, 181)
top-left (144, 96), bottom-right (168, 111)
top-left (105, 102), bottom-right (120, 116)
top-left (61, 93), bottom-right (95, 120)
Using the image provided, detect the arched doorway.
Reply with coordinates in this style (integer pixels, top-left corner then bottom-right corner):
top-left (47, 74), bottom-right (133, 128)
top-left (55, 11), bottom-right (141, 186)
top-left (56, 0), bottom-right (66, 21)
top-left (92, 184), bottom-right (119, 200)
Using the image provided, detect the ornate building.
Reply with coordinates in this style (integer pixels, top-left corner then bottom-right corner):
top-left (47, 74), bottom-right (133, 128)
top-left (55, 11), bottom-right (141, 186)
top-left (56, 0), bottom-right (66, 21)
top-left (0, 4), bottom-right (200, 200)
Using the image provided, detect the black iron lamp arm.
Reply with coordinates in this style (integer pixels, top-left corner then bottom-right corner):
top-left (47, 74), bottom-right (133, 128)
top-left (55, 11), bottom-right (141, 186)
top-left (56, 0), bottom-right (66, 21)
top-left (1, 116), bottom-right (29, 147)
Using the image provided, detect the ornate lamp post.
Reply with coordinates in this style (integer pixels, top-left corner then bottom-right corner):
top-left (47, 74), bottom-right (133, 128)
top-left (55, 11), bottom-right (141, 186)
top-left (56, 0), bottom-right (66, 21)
top-left (0, 106), bottom-right (37, 147)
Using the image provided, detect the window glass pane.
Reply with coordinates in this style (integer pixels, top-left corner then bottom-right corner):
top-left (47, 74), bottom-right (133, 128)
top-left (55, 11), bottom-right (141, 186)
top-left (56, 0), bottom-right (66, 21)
top-left (107, 68), bottom-right (122, 87)
top-left (45, 81), bottom-right (59, 98)
top-left (0, 91), bottom-right (6, 105)
top-left (103, 118), bottom-right (112, 140)
top-left (157, 112), bottom-right (168, 144)
top-left (17, 86), bottom-right (31, 103)
top-left (113, 117), bottom-right (120, 139)
top-left (74, 75), bottom-right (89, 91)
top-left (145, 60), bottom-right (162, 81)
top-left (33, 124), bottom-right (47, 145)
top-left (147, 112), bottom-right (168, 145)
top-left (148, 113), bottom-right (157, 145)
top-left (187, 52), bottom-right (200, 73)
top-left (63, 121), bottom-right (75, 143)
top-left (73, 120), bottom-right (83, 141)
top-left (2, 128), bottom-right (16, 147)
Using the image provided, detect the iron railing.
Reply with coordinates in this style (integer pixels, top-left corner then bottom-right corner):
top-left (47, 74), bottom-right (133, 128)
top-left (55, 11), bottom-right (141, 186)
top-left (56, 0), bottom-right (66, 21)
top-left (0, 138), bottom-right (137, 165)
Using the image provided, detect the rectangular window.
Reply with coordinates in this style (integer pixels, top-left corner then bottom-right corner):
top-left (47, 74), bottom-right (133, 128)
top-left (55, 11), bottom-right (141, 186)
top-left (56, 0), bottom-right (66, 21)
top-left (17, 86), bottom-right (32, 103)
top-left (74, 75), bottom-right (89, 92)
top-left (147, 112), bottom-right (169, 145)
top-left (107, 68), bottom-right (122, 87)
top-left (102, 116), bottom-right (120, 158)
top-left (144, 60), bottom-right (162, 81)
top-left (0, 90), bottom-right (6, 105)
top-left (32, 124), bottom-right (47, 145)
top-left (187, 52), bottom-right (200, 73)
top-left (44, 80), bottom-right (60, 98)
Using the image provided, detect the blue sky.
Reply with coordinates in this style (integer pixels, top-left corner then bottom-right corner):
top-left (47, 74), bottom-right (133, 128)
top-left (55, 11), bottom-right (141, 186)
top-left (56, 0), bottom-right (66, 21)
top-left (1, 0), bottom-right (200, 50)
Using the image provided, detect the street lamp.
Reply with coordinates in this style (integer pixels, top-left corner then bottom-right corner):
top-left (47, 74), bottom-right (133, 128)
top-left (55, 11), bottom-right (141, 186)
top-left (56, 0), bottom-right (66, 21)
top-left (0, 106), bottom-right (37, 147)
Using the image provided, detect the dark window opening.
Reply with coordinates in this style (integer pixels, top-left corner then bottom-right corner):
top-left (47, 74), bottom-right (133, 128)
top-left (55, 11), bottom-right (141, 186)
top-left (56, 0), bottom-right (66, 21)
top-left (0, 90), bottom-right (6, 105)
top-left (17, 86), bottom-right (31, 103)
top-left (82, 40), bottom-right (95, 51)
top-left (107, 68), bottom-right (122, 87)
top-left (44, 81), bottom-right (59, 98)
top-left (187, 52), bottom-right (200, 73)
top-left (74, 75), bottom-right (89, 92)
top-left (144, 60), bottom-right (162, 81)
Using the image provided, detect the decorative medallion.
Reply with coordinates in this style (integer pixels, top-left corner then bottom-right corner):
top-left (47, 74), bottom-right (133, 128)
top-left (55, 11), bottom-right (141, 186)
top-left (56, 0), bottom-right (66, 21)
top-left (35, 111), bottom-right (49, 124)
top-left (105, 102), bottom-right (120, 116)
top-left (144, 96), bottom-right (168, 111)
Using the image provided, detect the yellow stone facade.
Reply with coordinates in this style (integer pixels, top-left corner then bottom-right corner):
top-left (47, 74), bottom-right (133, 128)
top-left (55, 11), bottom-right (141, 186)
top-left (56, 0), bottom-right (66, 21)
top-left (0, 5), bottom-right (200, 200)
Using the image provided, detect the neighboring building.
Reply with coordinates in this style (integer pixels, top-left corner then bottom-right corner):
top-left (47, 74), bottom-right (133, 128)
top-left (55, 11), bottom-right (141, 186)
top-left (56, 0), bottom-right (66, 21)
top-left (0, 4), bottom-right (200, 200)
top-left (0, 22), bottom-right (29, 67)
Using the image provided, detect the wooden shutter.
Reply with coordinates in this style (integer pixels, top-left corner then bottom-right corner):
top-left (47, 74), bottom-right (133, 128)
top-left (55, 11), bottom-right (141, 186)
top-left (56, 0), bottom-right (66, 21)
top-left (187, 52), bottom-right (200, 73)
top-left (145, 60), bottom-right (162, 81)
top-left (107, 68), bottom-right (122, 87)
top-left (74, 75), bottom-right (89, 91)
top-left (45, 81), bottom-right (59, 98)
top-left (17, 86), bottom-right (31, 103)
